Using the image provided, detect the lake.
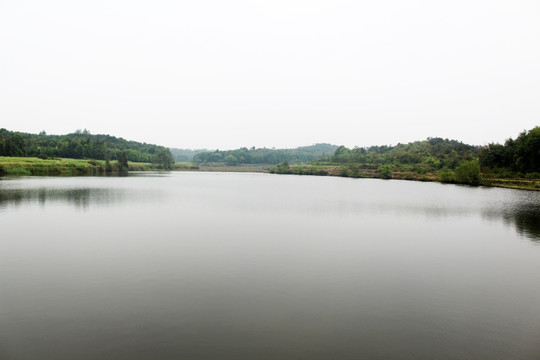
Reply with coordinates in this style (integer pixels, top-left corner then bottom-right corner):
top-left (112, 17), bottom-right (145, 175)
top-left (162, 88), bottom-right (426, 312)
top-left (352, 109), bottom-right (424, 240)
top-left (1, 172), bottom-right (539, 360)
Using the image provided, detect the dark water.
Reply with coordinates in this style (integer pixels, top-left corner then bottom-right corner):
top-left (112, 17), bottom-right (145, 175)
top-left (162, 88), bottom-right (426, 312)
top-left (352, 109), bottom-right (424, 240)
top-left (1, 173), bottom-right (539, 360)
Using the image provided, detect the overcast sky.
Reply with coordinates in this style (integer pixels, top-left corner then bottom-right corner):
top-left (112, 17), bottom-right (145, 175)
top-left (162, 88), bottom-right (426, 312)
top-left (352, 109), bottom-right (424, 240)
top-left (1, 1), bottom-right (539, 150)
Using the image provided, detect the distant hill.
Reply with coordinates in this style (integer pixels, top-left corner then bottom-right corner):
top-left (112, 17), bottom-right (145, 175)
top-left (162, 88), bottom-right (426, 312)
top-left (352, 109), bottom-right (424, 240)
top-left (269, 128), bottom-right (539, 187)
top-left (0, 128), bottom-right (173, 164)
top-left (331, 138), bottom-right (479, 169)
top-left (193, 143), bottom-right (338, 165)
top-left (169, 148), bottom-right (210, 162)
top-left (328, 127), bottom-right (540, 177)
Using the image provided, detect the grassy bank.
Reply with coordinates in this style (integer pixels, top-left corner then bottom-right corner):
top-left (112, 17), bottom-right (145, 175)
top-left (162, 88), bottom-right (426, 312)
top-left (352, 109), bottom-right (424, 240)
top-left (196, 163), bottom-right (272, 173)
top-left (0, 156), bottom-right (164, 176)
top-left (3, 156), bottom-right (538, 191)
top-left (0, 157), bottom-right (255, 176)
top-left (481, 178), bottom-right (540, 191)
top-left (171, 162), bottom-right (200, 171)
top-left (268, 162), bottom-right (540, 191)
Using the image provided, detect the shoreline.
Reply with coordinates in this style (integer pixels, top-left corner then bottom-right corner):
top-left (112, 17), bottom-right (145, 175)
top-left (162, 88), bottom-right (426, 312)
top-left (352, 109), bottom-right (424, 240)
top-left (1, 157), bottom-right (538, 191)
top-left (269, 164), bottom-right (540, 191)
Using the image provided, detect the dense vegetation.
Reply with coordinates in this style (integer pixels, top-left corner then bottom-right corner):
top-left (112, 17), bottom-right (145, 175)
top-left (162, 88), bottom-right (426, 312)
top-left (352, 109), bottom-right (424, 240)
top-left (271, 127), bottom-right (540, 190)
top-left (330, 138), bottom-right (478, 168)
top-left (270, 138), bottom-right (482, 184)
top-left (479, 127), bottom-right (540, 176)
top-left (192, 143), bottom-right (337, 165)
top-left (0, 156), bottom-right (149, 176)
top-left (1, 125), bottom-right (538, 190)
top-left (0, 128), bottom-right (174, 168)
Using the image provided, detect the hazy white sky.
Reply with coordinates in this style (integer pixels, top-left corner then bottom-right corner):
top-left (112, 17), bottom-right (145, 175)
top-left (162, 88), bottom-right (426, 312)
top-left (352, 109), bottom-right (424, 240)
top-left (1, 1), bottom-right (539, 149)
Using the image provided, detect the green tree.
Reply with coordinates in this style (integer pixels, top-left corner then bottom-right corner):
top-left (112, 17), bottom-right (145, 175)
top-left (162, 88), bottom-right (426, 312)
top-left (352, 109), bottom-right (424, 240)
top-left (455, 160), bottom-right (480, 185)
top-left (350, 164), bottom-right (360, 178)
top-left (276, 161), bottom-right (291, 174)
top-left (378, 165), bottom-right (393, 179)
top-left (118, 151), bottom-right (129, 171)
top-left (438, 168), bottom-right (455, 183)
top-left (225, 155), bottom-right (238, 166)
top-left (479, 143), bottom-right (511, 169)
top-left (339, 167), bottom-right (349, 177)
top-left (514, 126), bottom-right (540, 173)
top-left (156, 150), bottom-right (174, 169)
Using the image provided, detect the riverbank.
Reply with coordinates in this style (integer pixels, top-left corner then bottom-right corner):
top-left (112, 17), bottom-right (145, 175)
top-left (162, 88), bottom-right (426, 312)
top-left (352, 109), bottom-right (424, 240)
top-left (0, 157), bottom-right (228, 177)
top-left (0, 156), bottom-right (170, 176)
top-left (196, 163), bottom-right (272, 173)
top-left (267, 163), bottom-right (540, 191)
top-left (3, 157), bottom-right (538, 191)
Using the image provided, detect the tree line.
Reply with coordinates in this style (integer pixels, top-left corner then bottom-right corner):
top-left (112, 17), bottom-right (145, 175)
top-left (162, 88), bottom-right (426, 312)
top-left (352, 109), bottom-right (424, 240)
top-left (192, 143), bottom-right (337, 165)
top-left (330, 137), bottom-right (478, 169)
top-left (271, 126), bottom-right (539, 186)
top-left (327, 127), bottom-right (539, 179)
top-left (0, 128), bottom-right (174, 169)
top-left (479, 126), bottom-right (540, 175)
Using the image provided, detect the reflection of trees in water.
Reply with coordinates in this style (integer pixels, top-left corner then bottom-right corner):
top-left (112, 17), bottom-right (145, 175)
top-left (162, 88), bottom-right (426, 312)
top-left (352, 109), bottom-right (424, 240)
top-left (483, 203), bottom-right (540, 242)
top-left (0, 188), bottom-right (121, 210)
top-left (504, 204), bottom-right (540, 241)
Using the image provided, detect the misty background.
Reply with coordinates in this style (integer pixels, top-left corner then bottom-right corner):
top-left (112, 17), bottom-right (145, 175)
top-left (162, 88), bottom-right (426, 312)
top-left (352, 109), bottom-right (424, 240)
top-left (1, 0), bottom-right (539, 150)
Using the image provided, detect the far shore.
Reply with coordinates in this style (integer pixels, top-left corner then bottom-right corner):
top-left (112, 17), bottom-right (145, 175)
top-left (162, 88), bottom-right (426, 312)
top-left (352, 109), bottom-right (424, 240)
top-left (1, 156), bottom-right (538, 191)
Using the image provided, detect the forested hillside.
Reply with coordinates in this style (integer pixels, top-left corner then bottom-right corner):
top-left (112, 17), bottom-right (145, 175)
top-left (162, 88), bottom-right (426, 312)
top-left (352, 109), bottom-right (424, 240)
top-left (330, 138), bottom-right (478, 168)
top-left (479, 126), bottom-right (540, 175)
top-left (193, 143), bottom-right (337, 165)
top-left (327, 127), bottom-right (540, 178)
top-left (0, 128), bottom-right (174, 165)
top-left (271, 127), bottom-right (539, 188)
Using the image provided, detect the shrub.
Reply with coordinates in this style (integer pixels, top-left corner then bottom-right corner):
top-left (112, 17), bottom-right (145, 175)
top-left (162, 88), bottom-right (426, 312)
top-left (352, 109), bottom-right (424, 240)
top-left (349, 165), bottom-right (360, 178)
top-left (276, 162), bottom-right (291, 174)
top-left (378, 165), bottom-right (393, 179)
top-left (6, 168), bottom-right (32, 176)
top-left (455, 160), bottom-right (480, 185)
top-left (47, 167), bottom-right (61, 176)
top-left (30, 167), bottom-right (47, 175)
top-left (438, 168), bottom-right (455, 183)
top-left (224, 155), bottom-right (238, 166)
top-left (404, 172), bottom-right (417, 181)
top-left (105, 160), bottom-right (114, 172)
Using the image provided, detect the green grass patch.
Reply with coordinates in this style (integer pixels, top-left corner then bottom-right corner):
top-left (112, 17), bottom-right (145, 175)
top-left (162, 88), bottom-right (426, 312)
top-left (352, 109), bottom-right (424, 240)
top-left (0, 156), bottom-right (162, 176)
top-left (171, 162), bottom-right (199, 171)
top-left (0, 156), bottom-right (102, 176)
top-left (197, 163), bottom-right (270, 173)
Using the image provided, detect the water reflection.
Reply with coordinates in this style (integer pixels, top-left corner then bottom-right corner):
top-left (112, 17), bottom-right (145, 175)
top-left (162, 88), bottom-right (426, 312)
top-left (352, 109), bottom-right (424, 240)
top-left (479, 193), bottom-right (540, 242)
top-left (0, 175), bottom-right (539, 241)
top-left (1, 174), bottom-right (540, 360)
top-left (502, 203), bottom-right (540, 241)
top-left (0, 175), bottom-right (166, 211)
top-left (0, 187), bottom-right (123, 210)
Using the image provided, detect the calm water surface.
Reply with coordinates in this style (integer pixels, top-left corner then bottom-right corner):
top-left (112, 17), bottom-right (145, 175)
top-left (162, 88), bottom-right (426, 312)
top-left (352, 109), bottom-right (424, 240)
top-left (1, 172), bottom-right (539, 359)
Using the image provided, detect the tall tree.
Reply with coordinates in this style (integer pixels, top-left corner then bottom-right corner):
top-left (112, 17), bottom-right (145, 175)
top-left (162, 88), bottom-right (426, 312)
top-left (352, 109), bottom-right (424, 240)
top-left (118, 151), bottom-right (128, 171)
top-left (156, 150), bottom-right (174, 169)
